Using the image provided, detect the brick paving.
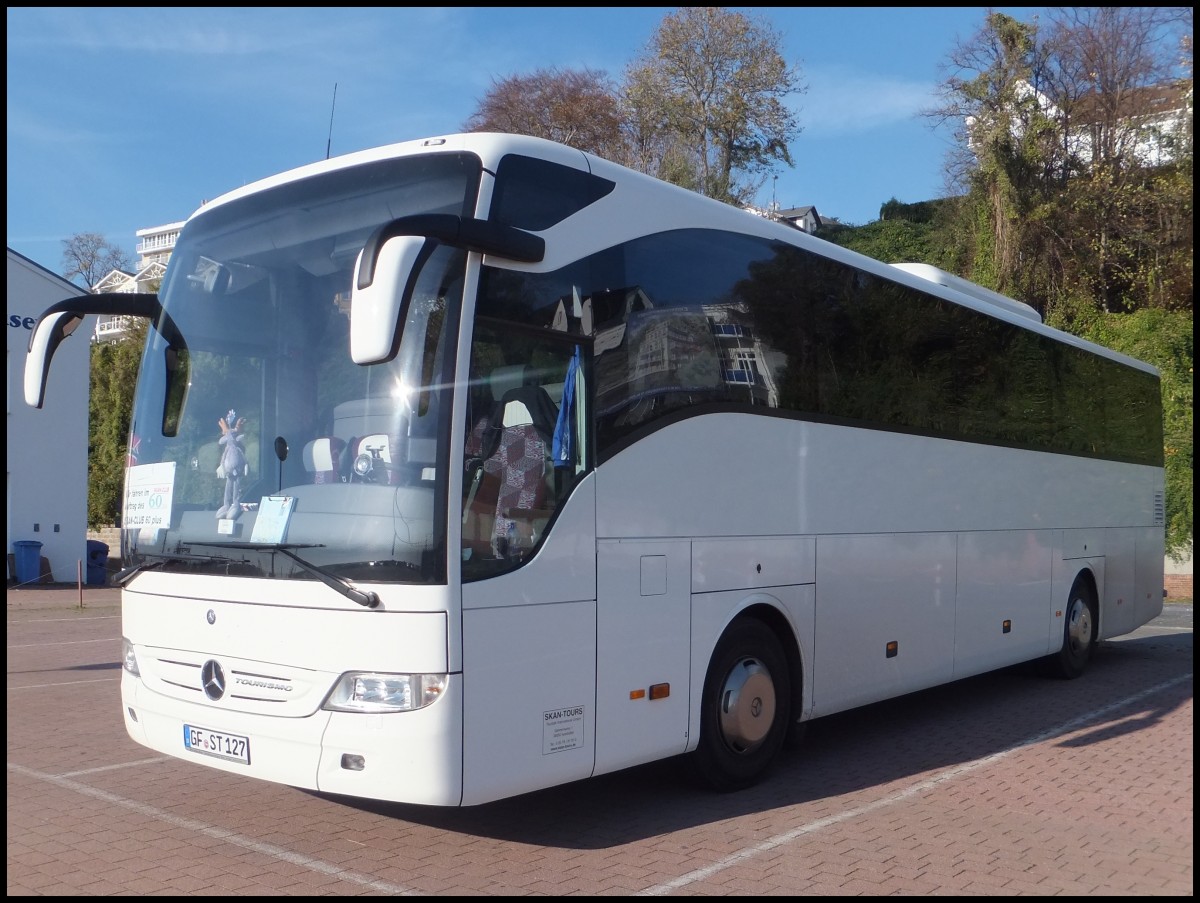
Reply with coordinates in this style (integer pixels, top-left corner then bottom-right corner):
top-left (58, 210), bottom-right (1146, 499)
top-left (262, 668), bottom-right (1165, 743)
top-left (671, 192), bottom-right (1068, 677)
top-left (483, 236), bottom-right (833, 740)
top-left (7, 584), bottom-right (1192, 895)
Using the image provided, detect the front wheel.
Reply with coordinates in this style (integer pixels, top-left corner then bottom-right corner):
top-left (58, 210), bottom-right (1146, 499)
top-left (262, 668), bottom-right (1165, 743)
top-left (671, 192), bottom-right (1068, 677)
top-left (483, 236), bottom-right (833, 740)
top-left (690, 618), bottom-right (791, 792)
top-left (1042, 575), bottom-right (1098, 679)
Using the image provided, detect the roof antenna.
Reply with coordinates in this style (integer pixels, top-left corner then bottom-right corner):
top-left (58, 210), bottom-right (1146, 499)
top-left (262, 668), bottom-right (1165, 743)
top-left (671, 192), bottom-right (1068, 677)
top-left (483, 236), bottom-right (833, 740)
top-left (325, 83), bottom-right (338, 160)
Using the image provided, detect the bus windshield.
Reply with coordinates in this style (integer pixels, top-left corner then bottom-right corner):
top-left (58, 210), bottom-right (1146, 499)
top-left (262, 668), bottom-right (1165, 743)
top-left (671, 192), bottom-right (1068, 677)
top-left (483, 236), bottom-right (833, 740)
top-left (121, 152), bottom-right (481, 586)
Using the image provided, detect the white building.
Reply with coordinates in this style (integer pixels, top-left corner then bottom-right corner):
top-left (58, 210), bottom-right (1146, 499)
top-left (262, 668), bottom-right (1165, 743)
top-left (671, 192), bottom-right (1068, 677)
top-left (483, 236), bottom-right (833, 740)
top-left (743, 204), bottom-right (823, 234)
top-left (7, 248), bottom-right (92, 583)
top-left (775, 205), bottom-right (823, 234)
top-left (968, 80), bottom-right (1189, 169)
top-left (134, 220), bottom-right (184, 269)
top-left (91, 220), bottom-right (183, 343)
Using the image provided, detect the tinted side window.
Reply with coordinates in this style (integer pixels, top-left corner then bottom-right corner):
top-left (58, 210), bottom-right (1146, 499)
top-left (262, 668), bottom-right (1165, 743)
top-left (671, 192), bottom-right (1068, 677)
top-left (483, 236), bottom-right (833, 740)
top-left (490, 154), bottom-right (615, 231)
top-left (479, 230), bottom-right (1162, 466)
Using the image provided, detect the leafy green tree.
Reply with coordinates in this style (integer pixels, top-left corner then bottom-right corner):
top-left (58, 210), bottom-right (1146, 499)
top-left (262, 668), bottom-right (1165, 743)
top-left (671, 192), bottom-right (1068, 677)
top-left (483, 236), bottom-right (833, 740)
top-left (817, 217), bottom-right (940, 268)
top-left (88, 319), bottom-right (145, 528)
top-left (878, 197), bottom-right (942, 224)
top-left (622, 7), bottom-right (803, 204)
top-left (925, 12), bottom-right (1058, 301)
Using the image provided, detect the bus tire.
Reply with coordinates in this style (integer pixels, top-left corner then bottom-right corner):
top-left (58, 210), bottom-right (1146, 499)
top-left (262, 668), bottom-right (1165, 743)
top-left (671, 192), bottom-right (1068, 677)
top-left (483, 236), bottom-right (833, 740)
top-left (1043, 575), bottom-right (1098, 680)
top-left (691, 618), bottom-right (790, 792)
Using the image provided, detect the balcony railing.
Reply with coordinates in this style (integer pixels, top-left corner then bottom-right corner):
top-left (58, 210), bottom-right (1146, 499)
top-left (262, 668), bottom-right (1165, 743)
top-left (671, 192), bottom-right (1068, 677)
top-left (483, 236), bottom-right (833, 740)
top-left (135, 233), bottom-right (179, 255)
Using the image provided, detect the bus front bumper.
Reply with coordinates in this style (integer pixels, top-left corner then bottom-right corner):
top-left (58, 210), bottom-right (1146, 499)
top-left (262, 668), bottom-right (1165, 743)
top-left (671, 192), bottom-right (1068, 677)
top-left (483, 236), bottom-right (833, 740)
top-left (122, 671), bottom-right (465, 806)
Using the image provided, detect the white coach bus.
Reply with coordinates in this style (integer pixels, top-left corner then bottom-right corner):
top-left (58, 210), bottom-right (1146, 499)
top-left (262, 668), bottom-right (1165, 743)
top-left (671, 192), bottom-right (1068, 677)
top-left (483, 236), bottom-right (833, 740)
top-left (25, 133), bottom-right (1165, 806)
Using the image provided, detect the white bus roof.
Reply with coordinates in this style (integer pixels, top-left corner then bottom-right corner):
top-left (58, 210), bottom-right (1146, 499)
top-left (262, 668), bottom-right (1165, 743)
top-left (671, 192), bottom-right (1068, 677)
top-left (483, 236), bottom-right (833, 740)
top-left (889, 263), bottom-right (1042, 323)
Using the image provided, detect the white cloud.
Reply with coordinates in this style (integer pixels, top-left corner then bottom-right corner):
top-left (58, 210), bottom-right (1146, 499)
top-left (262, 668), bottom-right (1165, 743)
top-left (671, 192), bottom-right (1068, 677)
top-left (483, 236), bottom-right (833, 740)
top-left (5, 105), bottom-right (96, 145)
top-left (796, 64), bottom-right (934, 137)
top-left (6, 8), bottom-right (461, 58)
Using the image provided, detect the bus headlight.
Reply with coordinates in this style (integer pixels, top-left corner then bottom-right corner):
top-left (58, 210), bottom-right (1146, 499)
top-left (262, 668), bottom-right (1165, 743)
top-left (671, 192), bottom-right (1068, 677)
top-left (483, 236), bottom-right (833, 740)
top-left (121, 637), bottom-right (140, 676)
top-left (323, 671), bottom-right (447, 713)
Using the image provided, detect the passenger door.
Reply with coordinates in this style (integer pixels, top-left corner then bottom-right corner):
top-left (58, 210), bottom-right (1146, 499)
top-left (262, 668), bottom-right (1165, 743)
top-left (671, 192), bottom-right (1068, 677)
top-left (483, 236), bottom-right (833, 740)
top-left (594, 539), bottom-right (692, 775)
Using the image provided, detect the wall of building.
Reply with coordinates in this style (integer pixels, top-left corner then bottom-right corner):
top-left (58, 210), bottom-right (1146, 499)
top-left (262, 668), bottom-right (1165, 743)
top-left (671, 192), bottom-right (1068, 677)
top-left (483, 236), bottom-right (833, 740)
top-left (7, 248), bottom-right (91, 583)
top-left (1164, 550), bottom-right (1193, 601)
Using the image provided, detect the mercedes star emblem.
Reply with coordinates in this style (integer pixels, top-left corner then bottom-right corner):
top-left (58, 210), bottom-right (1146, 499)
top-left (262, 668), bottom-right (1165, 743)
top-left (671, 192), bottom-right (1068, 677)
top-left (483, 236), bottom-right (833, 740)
top-left (201, 660), bottom-right (226, 701)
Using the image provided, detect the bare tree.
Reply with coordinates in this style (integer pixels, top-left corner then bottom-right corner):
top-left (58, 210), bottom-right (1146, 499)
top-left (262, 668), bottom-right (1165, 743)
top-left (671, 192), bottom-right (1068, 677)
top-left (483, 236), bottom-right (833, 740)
top-left (1046, 7), bottom-right (1185, 168)
top-left (463, 67), bottom-right (626, 161)
top-left (622, 7), bottom-right (804, 205)
top-left (61, 232), bottom-right (131, 290)
top-left (1040, 7), bottom-right (1191, 311)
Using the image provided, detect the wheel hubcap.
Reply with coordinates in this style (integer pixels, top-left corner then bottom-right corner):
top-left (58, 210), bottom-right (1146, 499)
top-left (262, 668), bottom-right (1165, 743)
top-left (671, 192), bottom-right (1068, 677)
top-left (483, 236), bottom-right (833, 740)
top-left (718, 657), bottom-right (776, 753)
top-left (1066, 595), bottom-right (1093, 657)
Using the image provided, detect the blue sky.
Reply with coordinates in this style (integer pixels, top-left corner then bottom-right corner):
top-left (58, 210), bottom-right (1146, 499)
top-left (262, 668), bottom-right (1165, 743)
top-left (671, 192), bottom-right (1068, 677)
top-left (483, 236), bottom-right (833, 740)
top-left (7, 6), bottom-right (1046, 277)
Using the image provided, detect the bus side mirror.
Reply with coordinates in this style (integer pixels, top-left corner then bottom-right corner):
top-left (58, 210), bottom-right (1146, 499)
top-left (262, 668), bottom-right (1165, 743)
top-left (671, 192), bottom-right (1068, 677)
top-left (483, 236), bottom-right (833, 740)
top-left (24, 292), bottom-right (166, 409)
top-left (25, 309), bottom-right (84, 408)
top-left (349, 214), bottom-right (545, 366)
top-left (349, 234), bottom-right (428, 365)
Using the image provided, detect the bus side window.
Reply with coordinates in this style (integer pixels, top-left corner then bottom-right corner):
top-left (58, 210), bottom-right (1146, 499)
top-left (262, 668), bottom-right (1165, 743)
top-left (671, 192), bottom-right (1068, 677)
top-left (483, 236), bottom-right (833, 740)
top-left (462, 331), bottom-right (584, 576)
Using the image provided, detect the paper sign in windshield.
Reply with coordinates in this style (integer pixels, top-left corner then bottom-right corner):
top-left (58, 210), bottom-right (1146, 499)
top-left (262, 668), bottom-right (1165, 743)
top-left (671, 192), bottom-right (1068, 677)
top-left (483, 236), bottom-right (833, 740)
top-left (124, 462), bottom-right (177, 529)
top-left (250, 495), bottom-right (296, 544)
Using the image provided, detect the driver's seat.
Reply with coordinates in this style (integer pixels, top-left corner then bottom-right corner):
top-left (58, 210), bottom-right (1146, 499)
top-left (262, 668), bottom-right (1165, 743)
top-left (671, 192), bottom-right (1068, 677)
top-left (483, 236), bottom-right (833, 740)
top-left (479, 385), bottom-right (558, 557)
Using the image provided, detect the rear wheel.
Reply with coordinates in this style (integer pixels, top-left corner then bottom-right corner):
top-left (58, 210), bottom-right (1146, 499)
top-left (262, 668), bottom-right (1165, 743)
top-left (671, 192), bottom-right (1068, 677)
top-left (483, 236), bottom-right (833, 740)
top-left (1043, 575), bottom-right (1098, 679)
top-left (691, 618), bottom-right (790, 792)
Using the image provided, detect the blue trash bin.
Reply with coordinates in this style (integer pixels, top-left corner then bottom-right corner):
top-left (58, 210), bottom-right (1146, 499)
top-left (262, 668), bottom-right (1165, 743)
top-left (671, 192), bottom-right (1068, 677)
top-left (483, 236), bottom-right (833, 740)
top-left (86, 540), bottom-right (109, 586)
top-left (13, 540), bottom-right (43, 585)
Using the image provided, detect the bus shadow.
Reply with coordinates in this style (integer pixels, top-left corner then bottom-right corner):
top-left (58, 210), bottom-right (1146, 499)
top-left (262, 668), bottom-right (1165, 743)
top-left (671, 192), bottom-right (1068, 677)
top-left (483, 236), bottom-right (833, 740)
top-left (314, 630), bottom-right (1192, 848)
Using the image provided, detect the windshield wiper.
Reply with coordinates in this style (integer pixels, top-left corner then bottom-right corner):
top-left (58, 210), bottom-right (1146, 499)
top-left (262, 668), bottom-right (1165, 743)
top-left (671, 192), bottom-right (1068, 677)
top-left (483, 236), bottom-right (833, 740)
top-left (113, 551), bottom-right (237, 587)
top-left (189, 541), bottom-right (381, 609)
top-left (113, 559), bottom-right (168, 586)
